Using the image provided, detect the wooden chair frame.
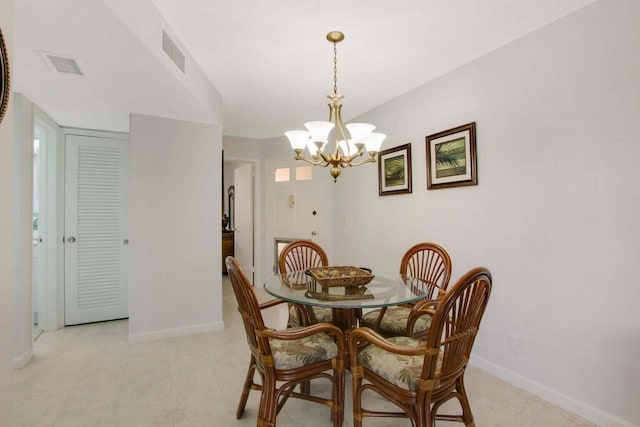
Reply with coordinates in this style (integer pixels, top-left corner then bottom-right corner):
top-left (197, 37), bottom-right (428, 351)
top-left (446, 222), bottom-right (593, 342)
top-left (226, 256), bottom-right (345, 427)
top-left (349, 267), bottom-right (492, 427)
top-left (278, 240), bottom-right (330, 327)
top-left (362, 242), bottom-right (452, 339)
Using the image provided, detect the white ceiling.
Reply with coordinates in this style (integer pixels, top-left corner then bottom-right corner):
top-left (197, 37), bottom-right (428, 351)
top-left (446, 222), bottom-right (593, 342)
top-left (13, 0), bottom-right (594, 138)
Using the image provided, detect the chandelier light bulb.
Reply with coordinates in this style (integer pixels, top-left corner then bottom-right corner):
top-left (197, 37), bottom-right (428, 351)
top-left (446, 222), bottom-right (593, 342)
top-left (365, 133), bottom-right (387, 153)
top-left (338, 139), bottom-right (360, 157)
top-left (285, 130), bottom-right (310, 150)
top-left (345, 123), bottom-right (375, 144)
top-left (304, 121), bottom-right (334, 143)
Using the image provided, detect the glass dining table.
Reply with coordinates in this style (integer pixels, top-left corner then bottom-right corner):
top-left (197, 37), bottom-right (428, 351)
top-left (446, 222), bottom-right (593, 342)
top-left (263, 269), bottom-right (441, 332)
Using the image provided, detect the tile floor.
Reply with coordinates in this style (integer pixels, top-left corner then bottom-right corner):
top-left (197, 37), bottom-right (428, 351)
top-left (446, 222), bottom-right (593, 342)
top-left (13, 278), bottom-right (597, 426)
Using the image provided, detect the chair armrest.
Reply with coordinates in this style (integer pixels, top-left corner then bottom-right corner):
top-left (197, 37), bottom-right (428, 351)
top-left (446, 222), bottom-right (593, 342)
top-left (263, 322), bottom-right (343, 340)
top-left (348, 327), bottom-right (431, 368)
top-left (259, 298), bottom-right (287, 310)
top-left (410, 298), bottom-right (439, 313)
top-left (260, 323), bottom-right (345, 358)
top-left (406, 306), bottom-right (437, 337)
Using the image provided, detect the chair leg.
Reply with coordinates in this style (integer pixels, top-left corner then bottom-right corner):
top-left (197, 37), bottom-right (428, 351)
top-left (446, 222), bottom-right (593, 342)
top-left (300, 380), bottom-right (310, 395)
top-left (236, 356), bottom-right (257, 419)
top-left (352, 373), bottom-right (363, 427)
top-left (456, 375), bottom-right (475, 427)
top-left (333, 366), bottom-right (345, 426)
top-left (258, 373), bottom-right (277, 427)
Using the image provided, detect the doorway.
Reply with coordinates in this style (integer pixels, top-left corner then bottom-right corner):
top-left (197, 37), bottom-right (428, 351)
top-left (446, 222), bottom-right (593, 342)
top-left (32, 126), bottom-right (44, 340)
top-left (31, 114), bottom-right (61, 336)
top-left (223, 160), bottom-right (256, 284)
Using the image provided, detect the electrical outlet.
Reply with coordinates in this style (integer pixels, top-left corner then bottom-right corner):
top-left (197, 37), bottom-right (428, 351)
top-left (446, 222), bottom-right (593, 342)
top-left (508, 334), bottom-right (521, 354)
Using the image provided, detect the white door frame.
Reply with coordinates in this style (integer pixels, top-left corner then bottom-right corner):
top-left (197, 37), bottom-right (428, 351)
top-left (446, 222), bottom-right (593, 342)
top-left (33, 109), bottom-right (62, 332)
top-left (224, 156), bottom-right (263, 287)
top-left (233, 163), bottom-right (254, 283)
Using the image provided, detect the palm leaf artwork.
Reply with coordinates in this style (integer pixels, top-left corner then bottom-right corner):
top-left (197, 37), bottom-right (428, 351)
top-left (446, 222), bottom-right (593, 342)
top-left (435, 138), bottom-right (466, 178)
top-left (384, 155), bottom-right (405, 186)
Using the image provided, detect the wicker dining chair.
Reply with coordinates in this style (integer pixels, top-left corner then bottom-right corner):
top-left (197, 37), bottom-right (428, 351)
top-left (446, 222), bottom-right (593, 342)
top-left (348, 267), bottom-right (492, 427)
top-left (279, 240), bottom-right (333, 327)
top-left (226, 256), bottom-right (345, 427)
top-left (360, 242), bottom-right (452, 339)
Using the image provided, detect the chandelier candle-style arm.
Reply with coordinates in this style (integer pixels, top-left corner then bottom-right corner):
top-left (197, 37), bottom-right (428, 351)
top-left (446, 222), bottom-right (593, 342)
top-left (284, 31), bottom-right (387, 182)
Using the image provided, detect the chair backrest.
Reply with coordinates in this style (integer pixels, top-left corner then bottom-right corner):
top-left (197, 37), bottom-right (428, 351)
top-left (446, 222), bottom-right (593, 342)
top-left (278, 240), bottom-right (329, 273)
top-left (226, 256), bottom-right (270, 359)
top-left (423, 267), bottom-right (492, 392)
top-left (400, 242), bottom-right (452, 298)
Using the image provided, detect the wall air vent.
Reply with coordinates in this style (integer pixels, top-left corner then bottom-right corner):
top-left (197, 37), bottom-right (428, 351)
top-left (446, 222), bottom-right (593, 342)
top-left (162, 30), bottom-right (186, 73)
top-left (39, 52), bottom-right (84, 76)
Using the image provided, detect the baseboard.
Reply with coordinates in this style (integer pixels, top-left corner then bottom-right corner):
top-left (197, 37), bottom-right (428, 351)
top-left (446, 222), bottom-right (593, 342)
top-left (470, 355), bottom-right (637, 427)
top-left (128, 321), bottom-right (225, 343)
top-left (13, 347), bottom-right (34, 370)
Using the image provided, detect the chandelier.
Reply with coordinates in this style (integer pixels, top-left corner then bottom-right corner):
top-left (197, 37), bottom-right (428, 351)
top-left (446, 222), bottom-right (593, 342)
top-left (285, 31), bottom-right (386, 182)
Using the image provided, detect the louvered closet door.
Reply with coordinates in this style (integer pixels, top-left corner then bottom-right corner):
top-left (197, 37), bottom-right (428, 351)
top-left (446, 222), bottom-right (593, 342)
top-left (64, 134), bottom-right (129, 325)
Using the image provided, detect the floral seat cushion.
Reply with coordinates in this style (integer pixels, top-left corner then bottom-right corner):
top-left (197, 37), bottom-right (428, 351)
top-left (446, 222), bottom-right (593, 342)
top-left (357, 336), bottom-right (442, 391)
top-left (289, 305), bottom-right (333, 327)
top-left (360, 306), bottom-right (432, 335)
top-left (269, 329), bottom-right (338, 370)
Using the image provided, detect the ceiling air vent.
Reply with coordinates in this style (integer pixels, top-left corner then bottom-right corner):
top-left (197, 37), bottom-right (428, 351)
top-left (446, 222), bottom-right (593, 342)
top-left (162, 30), bottom-right (185, 73)
top-left (39, 52), bottom-right (84, 76)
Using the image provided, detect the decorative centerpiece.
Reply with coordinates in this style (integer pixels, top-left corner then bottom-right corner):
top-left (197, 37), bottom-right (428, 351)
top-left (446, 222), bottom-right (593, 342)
top-left (307, 266), bottom-right (374, 288)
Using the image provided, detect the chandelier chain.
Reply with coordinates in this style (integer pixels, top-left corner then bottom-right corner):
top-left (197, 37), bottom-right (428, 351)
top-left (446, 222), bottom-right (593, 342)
top-left (333, 41), bottom-right (338, 95)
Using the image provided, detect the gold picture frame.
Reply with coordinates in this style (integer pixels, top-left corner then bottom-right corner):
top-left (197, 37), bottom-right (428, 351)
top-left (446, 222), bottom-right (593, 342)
top-left (378, 143), bottom-right (412, 196)
top-left (0, 27), bottom-right (9, 124)
top-left (426, 122), bottom-right (477, 190)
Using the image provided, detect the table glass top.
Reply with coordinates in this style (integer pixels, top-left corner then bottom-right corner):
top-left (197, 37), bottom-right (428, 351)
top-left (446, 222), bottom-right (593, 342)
top-left (263, 270), bottom-right (441, 309)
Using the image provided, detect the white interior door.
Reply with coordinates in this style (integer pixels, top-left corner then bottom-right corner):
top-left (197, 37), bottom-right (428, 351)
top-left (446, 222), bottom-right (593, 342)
top-left (64, 134), bottom-right (129, 325)
top-left (265, 160), bottom-right (321, 272)
top-left (234, 163), bottom-right (254, 283)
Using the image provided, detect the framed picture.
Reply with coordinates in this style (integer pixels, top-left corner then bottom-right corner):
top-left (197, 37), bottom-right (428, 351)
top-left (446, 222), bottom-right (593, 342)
top-left (378, 143), bottom-right (412, 196)
top-left (0, 27), bottom-right (10, 124)
top-left (425, 122), bottom-right (477, 190)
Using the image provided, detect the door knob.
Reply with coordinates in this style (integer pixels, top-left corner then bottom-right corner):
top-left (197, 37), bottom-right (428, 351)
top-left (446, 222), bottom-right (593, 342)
top-left (67, 236), bottom-right (76, 243)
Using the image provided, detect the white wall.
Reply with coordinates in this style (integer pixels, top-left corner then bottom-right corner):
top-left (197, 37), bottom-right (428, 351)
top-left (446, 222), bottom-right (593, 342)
top-left (0, 1), bottom-right (14, 422)
top-left (102, 0), bottom-right (223, 129)
top-left (10, 95), bottom-right (64, 364)
top-left (223, 135), bottom-right (262, 159)
top-left (129, 114), bottom-right (223, 341)
top-left (11, 94), bottom-right (34, 368)
top-left (331, 1), bottom-right (640, 426)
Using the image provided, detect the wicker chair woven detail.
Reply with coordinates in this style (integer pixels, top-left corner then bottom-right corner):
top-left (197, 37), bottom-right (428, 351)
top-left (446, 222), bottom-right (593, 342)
top-left (278, 240), bottom-right (333, 326)
top-left (348, 267), bottom-right (493, 427)
top-left (360, 242), bottom-right (451, 339)
top-left (226, 256), bottom-right (345, 427)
